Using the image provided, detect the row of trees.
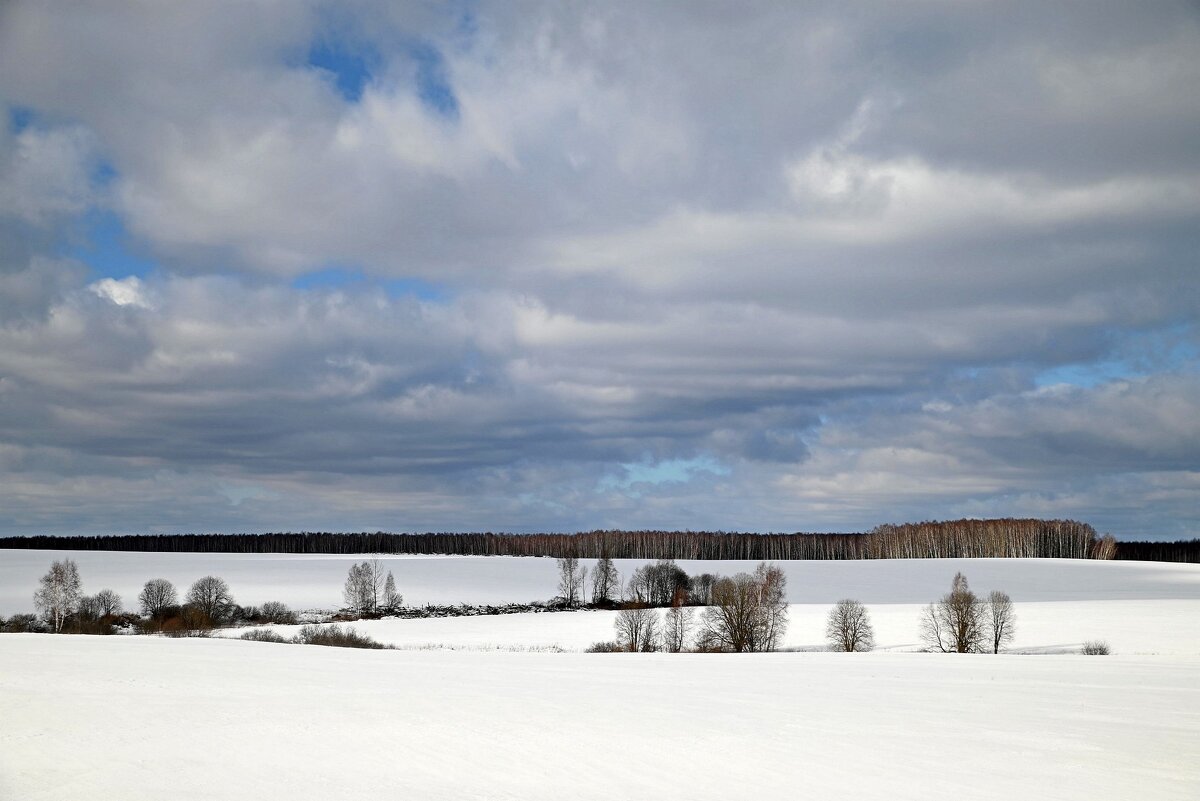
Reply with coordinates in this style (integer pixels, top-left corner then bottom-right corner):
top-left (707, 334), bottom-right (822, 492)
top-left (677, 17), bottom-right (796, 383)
top-left (593, 569), bottom-right (1019, 654)
top-left (3, 559), bottom-right (295, 635)
top-left (606, 562), bottom-right (789, 652)
top-left (920, 573), bottom-right (1016, 654)
top-left (558, 556), bottom-right (725, 608)
top-left (0, 518), bottom-right (1136, 560)
top-left (342, 560), bottom-right (402, 613)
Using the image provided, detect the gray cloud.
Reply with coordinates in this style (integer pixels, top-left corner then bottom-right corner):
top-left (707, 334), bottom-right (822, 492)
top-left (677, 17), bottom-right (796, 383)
top-left (0, 1), bottom-right (1196, 537)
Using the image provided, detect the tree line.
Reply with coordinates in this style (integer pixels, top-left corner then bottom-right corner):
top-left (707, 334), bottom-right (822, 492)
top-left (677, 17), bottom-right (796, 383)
top-left (1, 558), bottom-right (296, 635)
top-left (0, 517), bottom-right (1168, 560)
top-left (593, 561), bottom-right (789, 653)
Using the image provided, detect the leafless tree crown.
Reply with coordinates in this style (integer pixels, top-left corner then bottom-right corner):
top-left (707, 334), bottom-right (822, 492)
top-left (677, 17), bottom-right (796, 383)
top-left (33, 559), bottom-right (82, 633)
top-left (826, 599), bottom-right (875, 652)
top-left (138, 578), bottom-right (177, 618)
top-left (700, 562), bottom-right (788, 652)
top-left (920, 573), bottom-right (1016, 654)
top-left (614, 605), bottom-right (659, 652)
top-left (185, 575), bottom-right (235, 626)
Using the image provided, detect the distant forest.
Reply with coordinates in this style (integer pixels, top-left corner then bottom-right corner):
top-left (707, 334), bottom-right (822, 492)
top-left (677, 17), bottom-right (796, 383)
top-left (4, 517), bottom-right (1195, 562)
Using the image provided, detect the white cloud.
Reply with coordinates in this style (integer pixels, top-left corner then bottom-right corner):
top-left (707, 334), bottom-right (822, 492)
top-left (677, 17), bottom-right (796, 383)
top-left (90, 276), bottom-right (150, 308)
top-left (0, 2), bottom-right (1196, 536)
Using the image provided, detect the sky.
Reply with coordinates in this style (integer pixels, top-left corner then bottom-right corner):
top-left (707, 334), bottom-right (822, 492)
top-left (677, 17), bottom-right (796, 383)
top-left (0, 1), bottom-right (1197, 540)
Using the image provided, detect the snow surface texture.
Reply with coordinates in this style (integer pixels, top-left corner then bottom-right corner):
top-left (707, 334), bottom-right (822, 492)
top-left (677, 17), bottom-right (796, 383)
top-left (1, 635), bottom-right (1197, 801)
top-left (3, 550), bottom-right (1199, 614)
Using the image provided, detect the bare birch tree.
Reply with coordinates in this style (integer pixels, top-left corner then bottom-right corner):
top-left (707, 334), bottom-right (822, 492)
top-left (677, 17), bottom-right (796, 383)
top-left (987, 590), bottom-right (1016, 653)
top-left (343, 562), bottom-right (374, 612)
top-left (754, 562), bottom-right (788, 652)
top-left (33, 559), bottom-right (82, 633)
top-left (662, 594), bottom-right (695, 652)
top-left (591, 555), bottom-right (619, 604)
top-left (383, 571), bottom-right (402, 610)
top-left (701, 563), bottom-right (787, 653)
top-left (557, 556), bottom-right (582, 605)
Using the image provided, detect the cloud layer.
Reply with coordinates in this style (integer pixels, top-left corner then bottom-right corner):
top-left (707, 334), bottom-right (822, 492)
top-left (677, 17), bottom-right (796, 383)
top-left (0, 1), bottom-right (1197, 537)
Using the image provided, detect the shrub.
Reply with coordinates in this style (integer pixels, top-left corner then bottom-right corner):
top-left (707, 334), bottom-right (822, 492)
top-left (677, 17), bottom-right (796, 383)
top-left (260, 601), bottom-right (297, 624)
top-left (293, 624), bottom-right (388, 649)
top-left (585, 640), bottom-right (624, 653)
top-left (240, 629), bottom-right (289, 643)
top-left (1081, 640), bottom-right (1111, 655)
top-left (1, 613), bottom-right (43, 633)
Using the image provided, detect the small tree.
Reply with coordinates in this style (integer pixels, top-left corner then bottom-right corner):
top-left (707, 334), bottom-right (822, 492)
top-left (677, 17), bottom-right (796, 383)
top-left (260, 601), bottom-right (296, 624)
top-left (138, 578), bottom-right (178, 619)
top-left (987, 590), bottom-right (1016, 654)
top-left (343, 562), bottom-right (378, 613)
top-left (185, 576), bottom-right (235, 627)
top-left (826, 599), bottom-right (874, 652)
top-left (920, 572), bottom-right (988, 653)
top-left (700, 563), bottom-right (788, 652)
top-left (383, 571), bottom-right (402, 610)
top-left (754, 562), bottom-right (788, 651)
top-left (557, 556), bottom-right (582, 606)
top-left (94, 588), bottom-right (123, 617)
top-left (33, 559), bottom-right (82, 633)
top-left (614, 606), bottom-right (659, 652)
top-left (591, 554), bottom-right (619, 604)
top-left (365, 559), bottom-right (384, 610)
top-left (690, 573), bottom-right (717, 605)
top-left (662, 591), bottom-right (695, 652)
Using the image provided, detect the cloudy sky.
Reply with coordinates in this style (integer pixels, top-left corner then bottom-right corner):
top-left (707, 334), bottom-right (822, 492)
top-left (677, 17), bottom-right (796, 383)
top-left (0, 2), bottom-right (1197, 539)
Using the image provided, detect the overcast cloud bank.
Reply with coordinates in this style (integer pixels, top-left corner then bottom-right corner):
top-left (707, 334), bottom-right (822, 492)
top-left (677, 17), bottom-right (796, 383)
top-left (0, 2), bottom-right (1197, 537)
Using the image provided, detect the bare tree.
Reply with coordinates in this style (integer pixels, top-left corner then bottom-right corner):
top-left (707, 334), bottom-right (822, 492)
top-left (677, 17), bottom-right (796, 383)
top-left (662, 591), bottom-right (695, 652)
top-left (366, 559), bottom-right (384, 610)
top-left (33, 559), bottom-right (82, 633)
top-left (614, 606), bottom-right (659, 652)
top-left (260, 601), bottom-right (296, 624)
top-left (690, 573), bottom-right (717, 605)
top-left (185, 576), bottom-right (235, 626)
top-left (557, 556), bottom-right (582, 605)
top-left (920, 572), bottom-right (987, 653)
top-left (138, 578), bottom-right (177, 619)
top-left (94, 588), bottom-right (122, 617)
top-left (383, 571), bottom-right (402, 610)
top-left (826, 599), bottom-right (875, 652)
top-left (591, 555), bottom-right (619, 604)
top-left (343, 562), bottom-right (374, 612)
top-left (987, 590), bottom-right (1016, 653)
top-left (754, 562), bottom-right (788, 652)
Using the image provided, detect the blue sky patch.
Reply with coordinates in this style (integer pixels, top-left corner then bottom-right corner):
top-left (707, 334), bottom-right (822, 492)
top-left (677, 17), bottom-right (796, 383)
top-left (68, 210), bottom-right (158, 280)
top-left (8, 105), bottom-right (36, 133)
top-left (411, 42), bottom-right (459, 119)
top-left (1035, 361), bottom-right (1139, 389)
top-left (601, 455), bottom-right (731, 495)
top-left (307, 38), bottom-right (379, 102)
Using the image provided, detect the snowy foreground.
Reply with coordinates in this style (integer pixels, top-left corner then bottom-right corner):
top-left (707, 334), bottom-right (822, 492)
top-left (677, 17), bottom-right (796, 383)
top-left (3, 554), bottom-right (1199, 798)
top-left (2, 635), bottom-right (1197, 801)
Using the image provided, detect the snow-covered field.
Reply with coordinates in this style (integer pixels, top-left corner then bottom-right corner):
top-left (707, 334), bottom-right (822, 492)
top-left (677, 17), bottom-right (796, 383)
top-left (2, 636), bottom-right (1197, 801)
top-left (217, 599), bottom-right (1200, 655)
top-left (2, 553), bottom-right (1199, 799)
top-left (4, 549), bottom-right (1199, 613)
